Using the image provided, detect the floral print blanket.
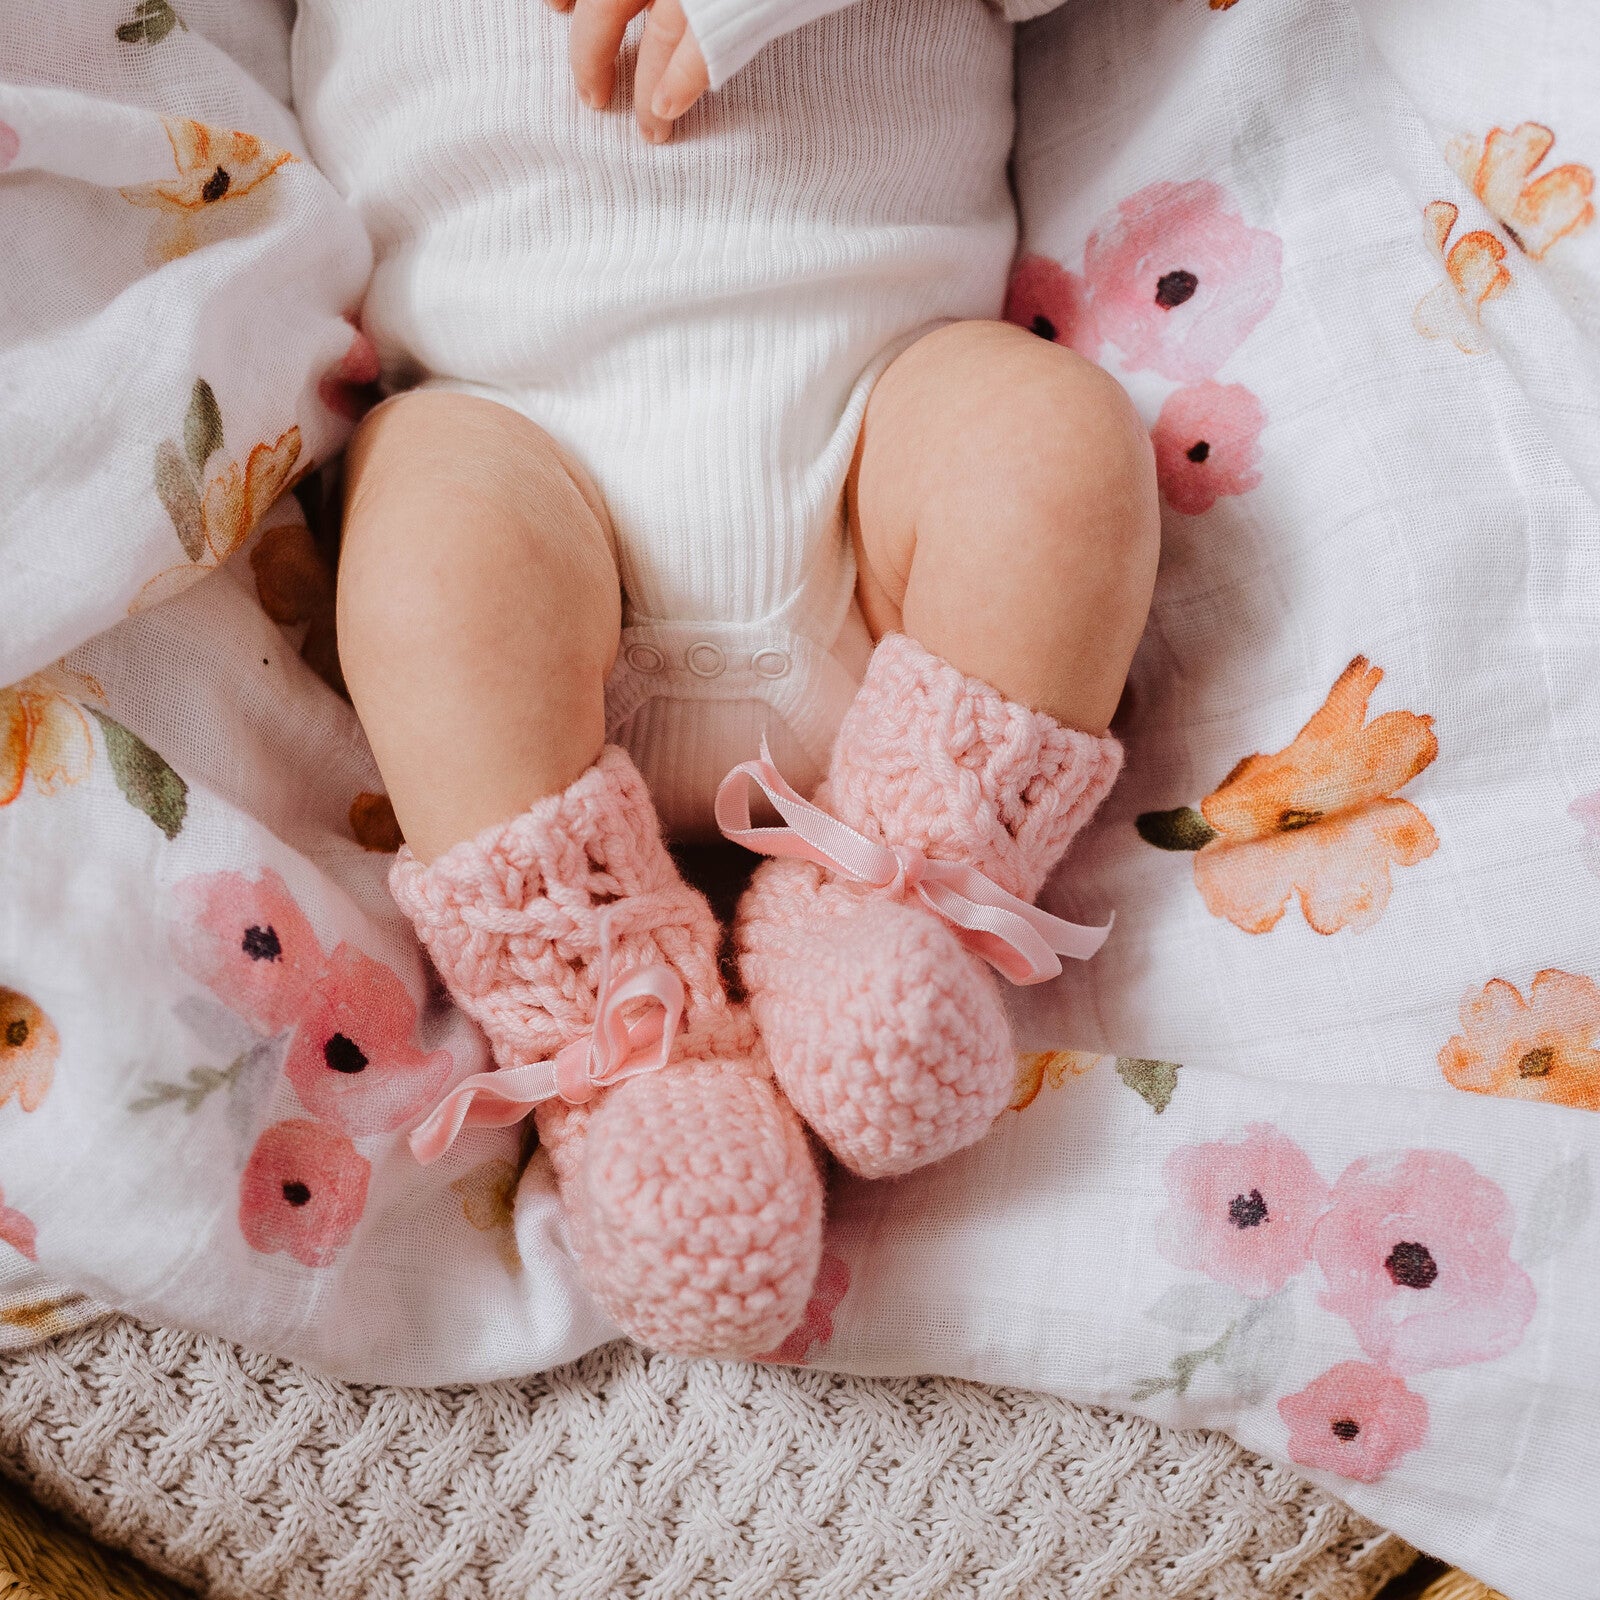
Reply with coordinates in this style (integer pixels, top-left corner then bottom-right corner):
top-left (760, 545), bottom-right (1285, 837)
top-left (1, 2), bottom-right (1598, 1596)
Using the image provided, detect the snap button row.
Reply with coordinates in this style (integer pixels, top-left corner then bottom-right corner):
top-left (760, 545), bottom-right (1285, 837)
top-left (625, 643), bottom-right (791, 681)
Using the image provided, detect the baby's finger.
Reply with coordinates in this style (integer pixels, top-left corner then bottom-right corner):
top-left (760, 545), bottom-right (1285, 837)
top-left (650, 30), bottom-right (710, 123)
top-left (569, 0), bottom-right (646, 109)
top-left (633, 0), bottom-right (689, 142)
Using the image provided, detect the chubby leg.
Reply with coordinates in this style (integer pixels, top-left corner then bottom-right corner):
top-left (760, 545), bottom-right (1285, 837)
top-left (346, 392), bottom-right (821, 1355)
top-left (339, 389), bottom-right (622, 865)
top-left (738, 322), bottom-right (1158, 1178)
top-left (849, 318), bottom-right (1159, 734)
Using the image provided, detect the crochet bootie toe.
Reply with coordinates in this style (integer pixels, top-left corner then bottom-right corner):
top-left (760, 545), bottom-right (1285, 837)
top-left (735, 634), bottom-right (1123, 1180)
top-left (391, 747), bottom-right (823, 1358)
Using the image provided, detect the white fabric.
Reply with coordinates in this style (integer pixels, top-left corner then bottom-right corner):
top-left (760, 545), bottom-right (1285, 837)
top-left (1, 4), bottom-right (1599, 1599)
top-left (293, 0), bottom-right (1015, 836)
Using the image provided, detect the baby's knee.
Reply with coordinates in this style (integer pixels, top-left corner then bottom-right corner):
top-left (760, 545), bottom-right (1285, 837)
top-left (916, 321), bottom-right (1159, 571)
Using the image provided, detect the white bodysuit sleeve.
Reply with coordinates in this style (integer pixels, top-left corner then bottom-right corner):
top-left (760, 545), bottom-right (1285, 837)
top-left (679, 0), bottom-right (866, 88)
top-left (680, 0), bottom-right (1072, 92)
top-left (0, 2), bottom-right (373, 688)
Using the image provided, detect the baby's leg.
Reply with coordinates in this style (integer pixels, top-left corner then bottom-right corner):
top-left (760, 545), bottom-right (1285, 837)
top-left (339, 390), bottom-right (621, 865)
top-left (342, 391), bottom-right (821, 1356)
top-left (849, 318), bottom-right (1159, 734)
top-left (738, 322), bottom-right (1158, 1179)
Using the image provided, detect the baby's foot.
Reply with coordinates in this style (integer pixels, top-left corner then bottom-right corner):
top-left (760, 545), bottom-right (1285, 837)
top-left (734, 634), bottom-right (1121, 1179)
top-left (392, 747), bottom-right (822, 1357)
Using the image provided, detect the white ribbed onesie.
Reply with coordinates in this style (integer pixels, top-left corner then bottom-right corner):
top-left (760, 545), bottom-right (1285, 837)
top-left (292, 0), bottom-right (1024, 836)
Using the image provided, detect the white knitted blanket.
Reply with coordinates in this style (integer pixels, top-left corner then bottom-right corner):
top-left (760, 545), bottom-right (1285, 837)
top-left (0, 1318), bottom-right (1415, 1600)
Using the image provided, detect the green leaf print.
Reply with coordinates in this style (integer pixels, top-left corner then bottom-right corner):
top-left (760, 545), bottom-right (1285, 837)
top-left (87, 709), bottom-right (188, 839)
top-left (154, 439), bottom-right (204, 562)
top-left (116, 1), bottom-right (187, 45)
top-left (1116, 1057), bottom-right (1180, 1114)
top-left (1135, 806), bottom-right (1218, 851)
top-left (130, 1059), bottom-right (241, 1115)
top-left (183, 378), bottom-right (223, 477)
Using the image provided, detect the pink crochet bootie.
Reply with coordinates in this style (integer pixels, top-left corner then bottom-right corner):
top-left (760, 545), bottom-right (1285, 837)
top-left (732, 634), bottom-right (1122, 1179)
top-left (390, 747), bottom-right (823, 1357)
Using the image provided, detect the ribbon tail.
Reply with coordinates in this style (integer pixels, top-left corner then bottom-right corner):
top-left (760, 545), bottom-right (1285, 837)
top-left (408, 1061), bottom-right (560, 1164)
top-left (919, 876), bottom-right (1113, 986)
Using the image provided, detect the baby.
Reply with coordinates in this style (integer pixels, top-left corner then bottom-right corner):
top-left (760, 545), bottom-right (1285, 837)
top-left (295, 0), bottom-right (1159, 1356)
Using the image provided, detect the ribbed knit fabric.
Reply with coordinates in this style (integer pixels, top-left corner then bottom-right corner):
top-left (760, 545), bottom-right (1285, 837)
top-left (681, 0), bottom-right (1067, 91)
top-left (390, 749), bottom-right (823, 1357)
top-left (738, 635), bottom-right (1122, 1178)
top-left (291, 0), bottom-right (1017, 836)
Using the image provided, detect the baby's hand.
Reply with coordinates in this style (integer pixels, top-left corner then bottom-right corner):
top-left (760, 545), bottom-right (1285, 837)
top-left (552, 0), bottom-right (711, 143)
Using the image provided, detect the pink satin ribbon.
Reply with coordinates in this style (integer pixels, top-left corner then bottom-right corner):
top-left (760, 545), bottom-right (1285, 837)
top-left (408, 922), bottom-right (685, 1165)
top-left (714, 741), bottom-right (1111, 987)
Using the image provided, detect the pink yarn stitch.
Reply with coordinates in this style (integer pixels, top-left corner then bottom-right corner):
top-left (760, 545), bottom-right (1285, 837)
top-left (390, 748), bottom-right (823, 1357)
top-left (738, 636), bottom-right (1121, 1178)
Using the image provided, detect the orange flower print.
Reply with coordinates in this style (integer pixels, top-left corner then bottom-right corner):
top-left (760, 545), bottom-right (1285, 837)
top-left (120, 118), bottom-right (294, 264)
top-left (1445, 123), bottom-right (1594, 260)
top-left (452, 1158), bottom-right (521, 1269)
top-left (1010, 1050), bottom-right (1102, 1111)
top-left (1139, 659), bottom-right (1439, 935)
top-left (1439, 970), bottom-right (1600, 1112)
top-left (1413, 202), bottom-right (1510, 356)
top-left (0, 990), bottom-right (59, 1114)
top-left (0, 669), bottom-right (103, 808)
top-left (251, 515), bottom-right (343, 695)
top-left (136, 379), bottom-right (303, 612)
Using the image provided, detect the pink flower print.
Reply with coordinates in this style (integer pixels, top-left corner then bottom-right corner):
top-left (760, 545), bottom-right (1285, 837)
top-left (171, 868), bottom-right (325, 1035)
top-left (1004, 254), bottom-right (1100, 359)
top-left (0, 1184), bottom-right (37, 1261)
top-left (1572, 791), bottom-right (1600, 878)
top-left (1157, 1124), bottom-right (1331, 1298)
top-left (284, 943), bottom-right (454, 1137)
top-left (1278, 1361), bottom-right (1428, 1483)
top-left (1312, 1150), bottom-right (1536, 1374)
top-left (1082, 180), bottom-right (1283, 382)
top-left (1151, 381), bottom-right (1266, 514)
top-left (239, 1119), bottom-right (369, 1267)
top-left (317, 318), bottom-right (381, 421)
top-left (758, 1253), bottom-right (850, 1364)
top-left (0, 122), bottom-right (18, 173)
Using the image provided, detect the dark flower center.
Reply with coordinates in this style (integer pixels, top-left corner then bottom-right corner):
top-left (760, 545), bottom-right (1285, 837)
top-left (281, 1180), bottom-right (312, 1208)
top-left (241, 924), bottom-right (282, 963)
top-left (1503, 223), bottom-right (1525, 253)
top-left (1186, 440), bottom-right (1211, 464)
top-left (1228, 1188), bottom-right (1269, 1228)
top-left (1030, 314), bottom-right (1058, 342)
top-left (3, 1019), bottom-right (27, 1049)
top-left (1155, 269), bottom-right (1199, 309)
top-left (324, 1033), bottom-right (368, 1074)
top-left (1517, 1046), bottom-right (1556, 1079)
top-left (1277, 807), bottom-right (1323, 831)
top-left (202, 166), bottom-right (232, 203)
top-left (1385, 1240), bottom-right (1438, 1290)
top-left (1330, 1418), bottom-right (1361, 1441)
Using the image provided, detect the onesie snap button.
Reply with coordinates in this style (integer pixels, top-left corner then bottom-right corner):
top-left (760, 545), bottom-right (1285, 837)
top-left (753, 649), bottom-right (791, 679)
top-left (626, 644), bottom-right (665, 674)
top-left (687, 643), bottom-right (726, 679)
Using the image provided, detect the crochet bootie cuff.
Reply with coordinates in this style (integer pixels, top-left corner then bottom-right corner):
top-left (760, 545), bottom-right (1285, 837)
top-left (824, 633), bottom-right (1124, 902)
top-left (389, 747), bottom-right (731, 1066)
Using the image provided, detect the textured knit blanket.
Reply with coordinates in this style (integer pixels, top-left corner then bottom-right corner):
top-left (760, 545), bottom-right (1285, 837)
top-left (1, 4), bottom-right (1599, 1598)
top-left (0, 1319), bottom-right (1417, 1600)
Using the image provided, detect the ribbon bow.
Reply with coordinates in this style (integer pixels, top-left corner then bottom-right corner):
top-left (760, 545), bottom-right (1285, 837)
top-left (409, 920), bottom-right (684, 1165)
top-left (714, 741), bottom-right (1111, 986)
